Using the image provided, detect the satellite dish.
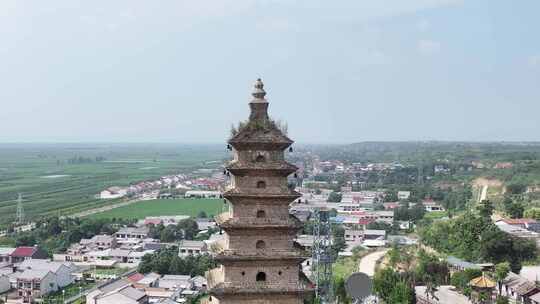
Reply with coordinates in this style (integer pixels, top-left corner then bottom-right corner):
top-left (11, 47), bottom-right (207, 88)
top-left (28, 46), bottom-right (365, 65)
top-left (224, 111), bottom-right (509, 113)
top-left (346, 272), bottom-right (373, 300)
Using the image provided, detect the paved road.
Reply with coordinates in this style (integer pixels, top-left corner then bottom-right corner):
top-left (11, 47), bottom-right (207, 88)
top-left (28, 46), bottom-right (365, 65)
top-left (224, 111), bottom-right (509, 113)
top-left (358, 249), bottom-right (389, 277)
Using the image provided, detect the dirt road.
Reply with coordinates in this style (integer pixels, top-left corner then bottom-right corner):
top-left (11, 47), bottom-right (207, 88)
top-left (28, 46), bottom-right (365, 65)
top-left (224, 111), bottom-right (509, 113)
top-left (358, 249), bottom-right (388, 277)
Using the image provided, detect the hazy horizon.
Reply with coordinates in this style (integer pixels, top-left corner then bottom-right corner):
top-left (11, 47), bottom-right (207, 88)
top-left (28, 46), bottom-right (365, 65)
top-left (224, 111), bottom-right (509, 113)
top-left (1, 0), bottom-right (539, 143)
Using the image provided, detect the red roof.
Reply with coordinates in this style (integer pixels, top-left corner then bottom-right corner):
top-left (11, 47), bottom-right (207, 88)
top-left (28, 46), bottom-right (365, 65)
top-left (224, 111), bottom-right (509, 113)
top-left (502, 218), bottom-right (537, 225)
top-left (383, 202), bottom-right (399, 209)
top-left (10, 247), bottom-right (36, 257)
top-left (358, 218), bottom-right (375, 225)
top-left (144, 219), bottom-right (162, 226)
top-left (128, 273), bottom-right (145, 283)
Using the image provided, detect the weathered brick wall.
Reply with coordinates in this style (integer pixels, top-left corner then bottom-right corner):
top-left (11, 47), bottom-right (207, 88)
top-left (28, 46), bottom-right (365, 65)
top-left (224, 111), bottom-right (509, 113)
top-left (236, 150), bottom-right (285, 163)
top-left (226, 230), bottom-right (295, 253)
top-left (231, 202), bottom-right (290, 220)
top-left (233, 175), bottom-right (288, 194)
top-left (224, 264), bottom-right (300, 286)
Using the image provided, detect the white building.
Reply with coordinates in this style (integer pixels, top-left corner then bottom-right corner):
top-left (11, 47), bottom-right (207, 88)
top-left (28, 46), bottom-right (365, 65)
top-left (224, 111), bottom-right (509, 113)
top-left (94, 285), bottom-right (147, 304)
top-left (344, 229), bottom-right (364, 243)
top-left (178, 241), bottom-right (208, 257)
top-left (115, 227), bottom-right (149, 240)
top-left (184, 191), bottom-right (221, 198)
top-left (0, 247), bottom-right (15, 264)
top-left (18, 259), bottom-right (75, 289)
top-left (0, 274), bottom-right (10, 294)
top-left (100, 187), bottom-right (128, 199)
top-left (16, 270), bottom-right (58, 301)
top-left (397, 191), bottom-right (411, 200)
top-left (423, 200), bottom-right (445, 212)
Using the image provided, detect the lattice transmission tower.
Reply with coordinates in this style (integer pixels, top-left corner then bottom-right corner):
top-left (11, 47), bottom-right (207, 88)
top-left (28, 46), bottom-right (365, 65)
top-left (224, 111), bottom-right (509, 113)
top-left (16, 193), bottom-right (24, 224)
top-left (312, 208), bottom-right (334, 303)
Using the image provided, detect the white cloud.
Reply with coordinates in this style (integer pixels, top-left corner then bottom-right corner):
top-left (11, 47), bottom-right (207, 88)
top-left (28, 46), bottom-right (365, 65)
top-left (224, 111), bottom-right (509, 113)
top-left (417, 39), bottom-right (441, 54)
top-left (529, 55), bottom-right (540, 67)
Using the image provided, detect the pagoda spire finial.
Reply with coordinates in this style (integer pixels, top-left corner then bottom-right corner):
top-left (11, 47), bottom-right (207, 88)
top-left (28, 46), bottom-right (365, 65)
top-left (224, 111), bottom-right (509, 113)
top-left (251, 78), bottom-right (267, 100)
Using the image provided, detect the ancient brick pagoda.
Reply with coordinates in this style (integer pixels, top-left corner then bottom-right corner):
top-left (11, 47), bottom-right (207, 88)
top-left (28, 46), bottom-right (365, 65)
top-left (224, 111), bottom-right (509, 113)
top-left (205, 79), bottom-right (314, 304)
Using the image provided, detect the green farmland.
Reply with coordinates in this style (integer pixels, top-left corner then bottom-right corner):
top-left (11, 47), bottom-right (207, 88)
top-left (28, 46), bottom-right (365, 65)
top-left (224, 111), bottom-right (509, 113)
top-left (88, 198), bottom-right (224, 220)
top-left (0, 143), bottom-right (226, 226)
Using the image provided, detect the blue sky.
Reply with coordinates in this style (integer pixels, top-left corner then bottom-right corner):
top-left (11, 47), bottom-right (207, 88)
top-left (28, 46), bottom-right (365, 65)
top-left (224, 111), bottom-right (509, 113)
top-left (0, 0), bottom-right (538, 143)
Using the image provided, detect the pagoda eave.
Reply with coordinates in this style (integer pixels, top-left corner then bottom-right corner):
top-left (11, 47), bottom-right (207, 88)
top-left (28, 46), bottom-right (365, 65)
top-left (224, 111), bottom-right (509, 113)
top-left (223, 190), bottom-right (301, 201)
top-left (208, 285), bottom-right (315, 297)
top-left (218, 223), bottom-right (302, 230)
top-left (228, 140), bottom-right (293, 151)
top-left (214, 253), bottom-right (310, 263)
top-left (226, 167), bottom-right (297, 177)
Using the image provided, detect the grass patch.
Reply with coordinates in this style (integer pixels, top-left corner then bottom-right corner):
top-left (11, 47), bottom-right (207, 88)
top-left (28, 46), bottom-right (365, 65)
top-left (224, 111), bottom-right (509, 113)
top-left (424, 211), bottom-right (448, 219)
top-left (333, 257), bottom-right (358, 280)
top-left (89, 198), bottom-right (224, 220)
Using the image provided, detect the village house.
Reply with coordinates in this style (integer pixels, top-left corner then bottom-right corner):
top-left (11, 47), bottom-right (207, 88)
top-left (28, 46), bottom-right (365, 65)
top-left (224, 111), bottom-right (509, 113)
top-left (10, 247), bottom-right (48, 264)
top-left (363, 230), bottom-right (386, 240)
top-left (422, 199), bottom-right (445, 212)
top-left (501, 272), bottom-right (540, 303)
top-left (80, 235), bottom-right (117, 251)
top-left (499, 218), bottom-right (539, 231)
top-left (0, 273), bottom-right (10, 294)
top-left (397, 191), bottom-right (411, 200)
top-left (184, 190), bottom-right (221, 198)
top-left (344, 228), bottom-right (363, 244)
top-left (494, 162), bottom-right (514, 169)
top-left (94, 285), bottom-right (147, 304)
top-left (178, 241), bottom-right (207, 257)
top-left (100, 186), bottom-right (128, 199)
top-left (383, 202), bottom-right (400, 210)
top-left (195, 218), bottom-right (217, 231)
top-left (16, 260), bottom-right (75, 288)
top-left (0, 247), bottom-right (15, 264)
top-left (372, 211), bottom-right (394, 224)
top-left (115, 227), bottom-right (150, 240)
top-left (15, 270), bottom-right (57, 302)
top-left (140, 215), bottom-right (190, 227)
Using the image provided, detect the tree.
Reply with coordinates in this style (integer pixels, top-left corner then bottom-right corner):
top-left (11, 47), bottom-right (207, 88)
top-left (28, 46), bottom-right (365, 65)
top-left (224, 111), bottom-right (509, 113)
top-left (524, 208), bottom-right (540, 220)
top-left (328, 192), bottom-right (342, 203)
top-left (333, 277), bottom-right (350, 303)
top-left (507, 183), bottom-right (526, 195)
top-left (160, 226), bottom-right (177, 242)
top-left (506, 202), bottom-right (524, 219)
top-left (494, 262), bottom-right (510, 295)
top-left (177, 219), bottom-right (199, 240)
top-left (478, 200), bottom-right (494, 219)
top-left (451, 269), bottom-right (482, 291)
top-left (388, 281), bottom-right (415, 304)
top-left (197, 211), bottom-right (208, 219)
top-left (384, 191), bottom-right (398, 202)
top-left (496, 295), bottom-right (509, 304)
top-left (373, 268), bottom-right (400, 302)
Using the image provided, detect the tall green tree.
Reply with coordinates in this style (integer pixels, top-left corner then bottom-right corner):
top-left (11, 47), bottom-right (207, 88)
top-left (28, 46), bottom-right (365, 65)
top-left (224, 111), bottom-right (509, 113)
top-left (494, 262), bottom-right (510, 295)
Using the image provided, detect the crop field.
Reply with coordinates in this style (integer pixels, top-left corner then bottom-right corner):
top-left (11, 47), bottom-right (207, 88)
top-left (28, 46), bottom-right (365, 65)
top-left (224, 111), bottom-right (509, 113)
top-left (0, 143), bottom-right (227, 226)
top-left (88, 198), bottom-right (224, 220)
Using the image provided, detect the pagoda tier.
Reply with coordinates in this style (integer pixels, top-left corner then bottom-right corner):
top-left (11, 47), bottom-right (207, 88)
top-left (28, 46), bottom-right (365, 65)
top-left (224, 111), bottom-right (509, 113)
top-left (223, 188), bottom-right (301, 200)
top-left (215, 212), bottom-right (303, 230)
top-left (226, 161), bottom-right (298, 177)
top-left (207, 267), bottom-right (314, 296)
top-left (206, 79), bottom-right (313, 304)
